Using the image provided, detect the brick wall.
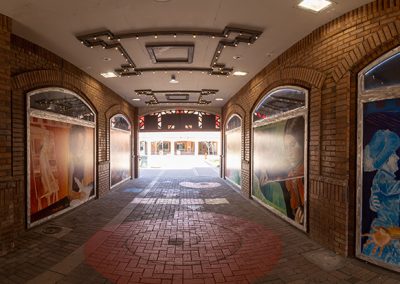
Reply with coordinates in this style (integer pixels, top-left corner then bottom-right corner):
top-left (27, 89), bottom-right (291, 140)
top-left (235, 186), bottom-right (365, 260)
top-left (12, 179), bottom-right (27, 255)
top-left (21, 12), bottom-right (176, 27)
top-left (0, 14), bottom-right (137, 255)
top-left (222, 0), bottom-right (400, 256)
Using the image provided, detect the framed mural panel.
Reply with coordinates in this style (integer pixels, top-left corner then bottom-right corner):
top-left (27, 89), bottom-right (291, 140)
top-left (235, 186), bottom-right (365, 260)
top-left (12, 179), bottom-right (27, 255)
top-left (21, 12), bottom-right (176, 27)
top-left (252, 87), bottom-right (308, 231)
top-left (357, 46), bottom-right (400, 272)
top-left (110, 114), bottom-right (132, 188)
top-left (225, 115), bottom-right (242, 188)
top-left (27, 88), bottom-right (96, 228)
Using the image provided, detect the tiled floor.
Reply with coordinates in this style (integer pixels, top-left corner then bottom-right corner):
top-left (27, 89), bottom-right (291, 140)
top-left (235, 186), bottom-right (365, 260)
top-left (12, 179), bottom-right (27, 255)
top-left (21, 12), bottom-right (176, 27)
top-left (0, 174), bottom-right (399, 284)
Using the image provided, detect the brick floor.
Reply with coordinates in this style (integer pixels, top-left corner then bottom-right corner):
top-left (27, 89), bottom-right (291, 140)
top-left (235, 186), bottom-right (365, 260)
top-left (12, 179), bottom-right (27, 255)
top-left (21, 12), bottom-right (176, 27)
top-left (0, 174), bottom-right (399, 283)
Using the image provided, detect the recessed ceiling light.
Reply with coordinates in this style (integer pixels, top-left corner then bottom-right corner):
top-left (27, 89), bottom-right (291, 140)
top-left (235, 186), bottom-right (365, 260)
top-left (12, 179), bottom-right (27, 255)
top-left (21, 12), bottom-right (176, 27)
top-left (169, 74), bottom-right (179, 84)
top-left (298, 0), bottom-right (332, 12)
top-left (100, 72), bottom-right (117, 78)
top-left (215, 98), bottom-right (224, 101)
top-left (132, 98), bottom-right (141, 101)
top-left (233, 71), bottom-right (248, 76)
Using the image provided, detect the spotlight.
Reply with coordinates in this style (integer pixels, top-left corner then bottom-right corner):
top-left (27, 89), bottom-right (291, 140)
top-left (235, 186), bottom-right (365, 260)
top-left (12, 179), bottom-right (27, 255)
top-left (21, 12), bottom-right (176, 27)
top-left (169, 74), bottom-right (179, 84)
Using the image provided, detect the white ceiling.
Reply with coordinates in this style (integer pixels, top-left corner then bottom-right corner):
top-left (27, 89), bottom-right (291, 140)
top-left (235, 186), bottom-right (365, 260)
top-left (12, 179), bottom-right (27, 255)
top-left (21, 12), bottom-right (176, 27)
top-left (0, 0), bottom-right (373, 109)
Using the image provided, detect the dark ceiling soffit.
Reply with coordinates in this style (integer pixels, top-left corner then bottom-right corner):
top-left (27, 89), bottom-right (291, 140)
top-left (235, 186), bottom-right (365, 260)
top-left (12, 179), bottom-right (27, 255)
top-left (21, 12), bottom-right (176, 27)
top-left (76, 26), bottom-right (262, 76)
top-left (146, 43), bottom-right (194, 64)
top-left (135, 89), bottom-right (218, 105)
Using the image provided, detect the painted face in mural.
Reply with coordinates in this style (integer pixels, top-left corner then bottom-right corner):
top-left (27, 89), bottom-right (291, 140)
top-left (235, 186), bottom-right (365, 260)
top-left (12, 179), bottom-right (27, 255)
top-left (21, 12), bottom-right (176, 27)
top-left (284, 134), bottom-right (303, 167)
top-left (384, 153), bottom-right (399, 174)
top-left (284, 117), bottom-right (304, 169)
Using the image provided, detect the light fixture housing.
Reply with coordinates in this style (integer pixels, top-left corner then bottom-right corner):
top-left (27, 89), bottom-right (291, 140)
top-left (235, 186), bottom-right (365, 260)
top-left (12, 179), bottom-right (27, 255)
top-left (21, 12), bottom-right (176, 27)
top-left (215, 98), bottom-right (224, 101)
top-left (132, 98), bottom-right (141, 101)
top-left (233, 71), bottom-right (248, 76)
top-left (100, 72), bottom-right (117, 78)
top-left (169, 74), bottom-right (179, 84)
top-left (298, 0), bottom-right (332, 12)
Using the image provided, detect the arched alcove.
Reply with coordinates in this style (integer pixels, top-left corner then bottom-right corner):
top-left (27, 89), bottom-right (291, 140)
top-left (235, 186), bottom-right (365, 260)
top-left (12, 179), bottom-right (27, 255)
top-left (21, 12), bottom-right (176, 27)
top-left (225, 114), bottom-right (242, 188)
top-left (356, 46), bottom-right (400, 273)
top-left (110, 114), bottom-right (132, 188)
top-left (252, 86), bottom-right (308, 231)
top-left (27, 87), bottom-right (96, 227)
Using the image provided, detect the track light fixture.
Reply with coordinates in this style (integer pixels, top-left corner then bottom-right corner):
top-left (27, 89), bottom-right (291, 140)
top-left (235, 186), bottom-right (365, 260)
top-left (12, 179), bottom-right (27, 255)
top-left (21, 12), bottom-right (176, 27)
top-left (77, 26), bottom-right (262, 77)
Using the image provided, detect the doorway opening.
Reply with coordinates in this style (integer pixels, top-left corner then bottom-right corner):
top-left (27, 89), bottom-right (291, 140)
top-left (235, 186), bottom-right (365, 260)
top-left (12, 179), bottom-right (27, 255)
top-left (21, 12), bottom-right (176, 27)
top-left (138, 110), bottom-right (221, 177)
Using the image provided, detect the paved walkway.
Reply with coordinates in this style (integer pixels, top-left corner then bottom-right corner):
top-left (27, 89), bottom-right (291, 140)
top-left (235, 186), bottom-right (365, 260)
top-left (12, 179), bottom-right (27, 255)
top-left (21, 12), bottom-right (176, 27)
top-left (0, 174), bottom-right (399, 283)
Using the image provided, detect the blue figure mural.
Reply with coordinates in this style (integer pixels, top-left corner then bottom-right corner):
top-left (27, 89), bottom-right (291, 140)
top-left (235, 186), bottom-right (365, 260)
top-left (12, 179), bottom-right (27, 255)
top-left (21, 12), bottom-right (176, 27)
top-left (361, 99), bottom-right (400, 267)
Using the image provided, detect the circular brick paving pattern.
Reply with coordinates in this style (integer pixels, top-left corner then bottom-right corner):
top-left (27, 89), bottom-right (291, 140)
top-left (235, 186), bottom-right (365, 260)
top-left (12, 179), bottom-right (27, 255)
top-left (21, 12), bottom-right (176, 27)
top-left (124, 220), bottom-right (242, 266)
top-left (85, 212), bottom-right (282, 283)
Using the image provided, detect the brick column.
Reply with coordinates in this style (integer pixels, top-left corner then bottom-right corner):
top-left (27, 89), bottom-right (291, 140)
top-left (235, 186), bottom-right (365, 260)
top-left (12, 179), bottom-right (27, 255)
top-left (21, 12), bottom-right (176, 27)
top-left (0, 14), bottom-right (16, 256)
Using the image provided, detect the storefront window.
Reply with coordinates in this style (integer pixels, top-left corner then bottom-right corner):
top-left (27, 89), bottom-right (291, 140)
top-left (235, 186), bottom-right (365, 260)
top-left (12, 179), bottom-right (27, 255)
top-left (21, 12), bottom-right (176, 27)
top-left (198, 141), bottom-right (218, 155)
top-left (174, 141), bottom-right (195, 155)
top-left (151, 141), bottom-right (171, 155)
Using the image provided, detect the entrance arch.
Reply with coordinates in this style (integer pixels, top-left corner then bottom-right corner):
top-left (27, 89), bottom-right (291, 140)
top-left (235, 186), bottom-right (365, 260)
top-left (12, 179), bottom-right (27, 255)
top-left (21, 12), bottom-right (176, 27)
top-left (138, 109), bottom-right (221, 173)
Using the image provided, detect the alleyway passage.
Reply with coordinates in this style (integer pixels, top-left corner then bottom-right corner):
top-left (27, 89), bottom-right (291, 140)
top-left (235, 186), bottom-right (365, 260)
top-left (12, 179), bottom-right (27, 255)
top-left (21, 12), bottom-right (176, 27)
top-left (1, 174), bottom-right (399, 284)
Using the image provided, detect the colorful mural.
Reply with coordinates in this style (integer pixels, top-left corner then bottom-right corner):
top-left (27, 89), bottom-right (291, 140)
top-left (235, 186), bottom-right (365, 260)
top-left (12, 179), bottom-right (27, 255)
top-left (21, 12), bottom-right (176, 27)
top-left (225, 128), bottom-right (241, 186)
top-left (110, 128), bottom-right (131, 187)
top-left (252, 116), bottom-right (305, 227)
top-left (360, 98), bottom-right (400, 269)
top-left (29, 117), bottom-right (94, 223)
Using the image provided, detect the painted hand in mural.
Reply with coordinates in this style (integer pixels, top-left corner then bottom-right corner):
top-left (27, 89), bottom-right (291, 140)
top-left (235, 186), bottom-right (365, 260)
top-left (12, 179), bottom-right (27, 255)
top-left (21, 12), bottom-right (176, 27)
top-left (369, 193), bottom-right (381, 212)
top-left (74, 177), bottom-right (93, 200)
top-left (259, 171), bottom-right (269, 186)
top-left (362, 226), bottom-right (400, 256)
top-left (294, 207), bottom-right (304, 224)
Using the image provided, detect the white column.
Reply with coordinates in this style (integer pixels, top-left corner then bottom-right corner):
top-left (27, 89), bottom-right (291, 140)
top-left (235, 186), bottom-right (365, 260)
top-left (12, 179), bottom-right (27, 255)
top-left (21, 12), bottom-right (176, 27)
top-left (194, 140), bottom-right (199, 156)
top-left (171, 140), bottom-right (175, 156)
top-left (147, 141), bottom-right (151, 156)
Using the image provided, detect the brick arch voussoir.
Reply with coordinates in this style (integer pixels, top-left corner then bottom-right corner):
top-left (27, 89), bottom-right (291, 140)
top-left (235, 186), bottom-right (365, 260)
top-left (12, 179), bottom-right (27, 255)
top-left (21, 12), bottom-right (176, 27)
top-left (224, 104), bottom-right (245, 129)
top-left (333, 19), bottom-right (400, 83)
top-left (105, 104), bottom-right (134, 126)
top-left (280, 67), bottom-right (326, 89)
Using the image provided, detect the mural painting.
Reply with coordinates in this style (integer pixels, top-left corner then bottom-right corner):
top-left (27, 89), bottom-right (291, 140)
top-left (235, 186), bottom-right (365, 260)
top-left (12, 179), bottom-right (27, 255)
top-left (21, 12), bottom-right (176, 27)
top-left (225, 128), bottom-right (241, 187)
top-left (360, 98), bottom-right (400, 269)
top-left (110, 128), bottom-right (131, 187)
top-left (252, 116), bottom-right (305, 227)
top-left (29, 117), bottom-right (94, 223)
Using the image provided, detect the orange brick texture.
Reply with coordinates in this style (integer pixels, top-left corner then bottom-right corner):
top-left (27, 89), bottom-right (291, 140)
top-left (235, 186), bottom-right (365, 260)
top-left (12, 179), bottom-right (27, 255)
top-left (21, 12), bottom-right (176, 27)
top-left (222, 0), bottom-right (400, 256)
top-left (0, 15), bottom-right (137, 255)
